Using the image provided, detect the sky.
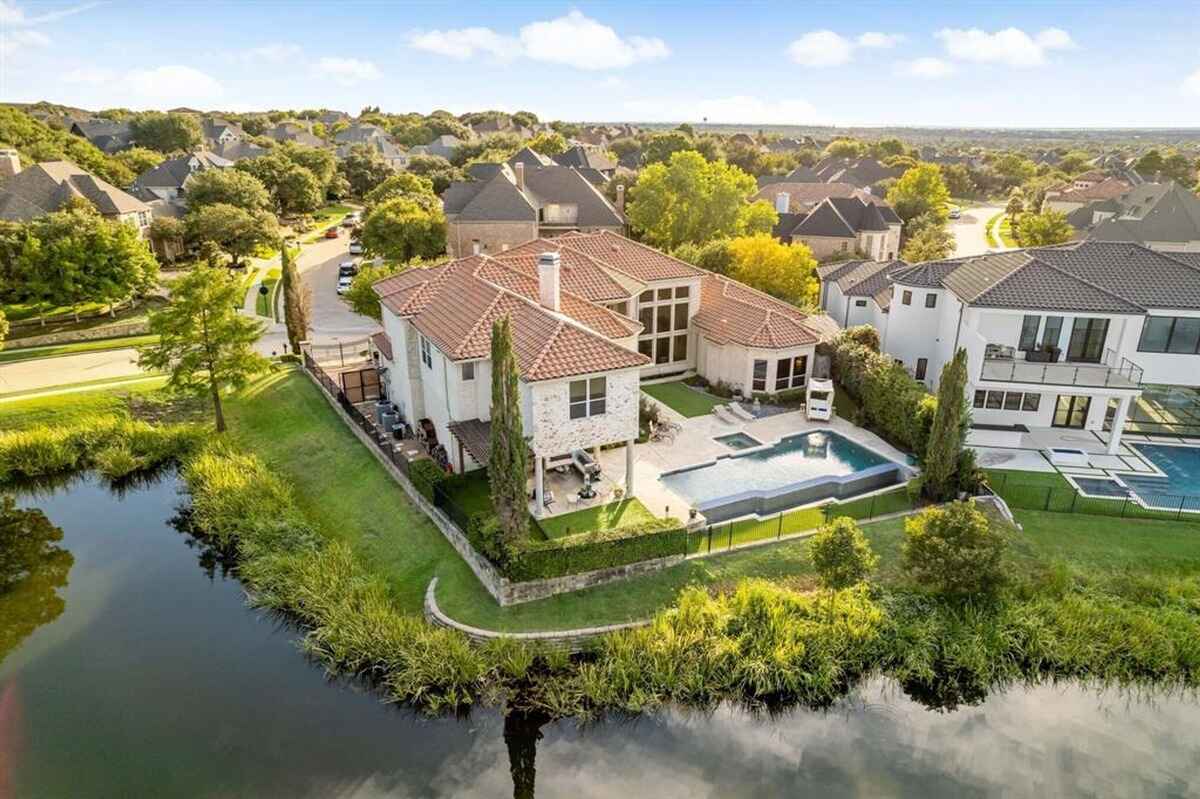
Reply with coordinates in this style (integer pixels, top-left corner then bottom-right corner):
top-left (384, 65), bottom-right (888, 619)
top-left (2, 0), bottom-right (1199, 128)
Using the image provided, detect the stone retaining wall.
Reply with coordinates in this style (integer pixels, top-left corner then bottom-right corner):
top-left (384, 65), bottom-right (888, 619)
top-left (424, 577), bottom-right (649, 652)
top-left (9, 321), bottom-right (149, 349)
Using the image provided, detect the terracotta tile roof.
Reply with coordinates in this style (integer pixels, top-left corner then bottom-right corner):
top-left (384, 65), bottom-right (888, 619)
top-left (492, 239), bottom-right (638, 301)
top-left (692, 274), bottom-right (837, 349)
top-left (1049, 177), bottom-right (1131, 203)
top-left (370, 332), bottom-right (393, 361)
top-left (553, 230), bottom-right (703, 282)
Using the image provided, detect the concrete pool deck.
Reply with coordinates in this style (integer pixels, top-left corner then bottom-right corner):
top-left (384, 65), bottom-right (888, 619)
top-left (609, 398), bottom-right (911, 523)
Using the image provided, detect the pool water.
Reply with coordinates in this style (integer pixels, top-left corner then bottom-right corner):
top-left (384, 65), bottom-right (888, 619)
top-left (1073, 477), bottom-right (1131, 498)
top-left (1124, 443), bottom-right (1200, 511)
top-left (714, 432), bottom-right (762, 450)
top-left (662, 430), bottom-right (889, 506)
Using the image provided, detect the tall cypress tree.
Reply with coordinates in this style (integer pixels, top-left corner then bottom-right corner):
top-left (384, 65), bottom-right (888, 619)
top-left (923, 347), bottom-right (970, 501)
top-left (489, 315), bottom-right (528, 547)
top-left (279, 239), bottom-right (309, 354)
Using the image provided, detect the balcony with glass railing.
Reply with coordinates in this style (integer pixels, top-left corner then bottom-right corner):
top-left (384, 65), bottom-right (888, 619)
top-left (980, 345), bottom-right (1143, 389)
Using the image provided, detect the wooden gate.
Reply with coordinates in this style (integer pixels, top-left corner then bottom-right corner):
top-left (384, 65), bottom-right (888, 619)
top-left (340, 367), bottom-right (381, 403)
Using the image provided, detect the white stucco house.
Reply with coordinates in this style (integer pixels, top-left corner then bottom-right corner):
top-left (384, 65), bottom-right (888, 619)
top-left (372, 231), bottom-right (839, 512)
top-left (818, 241), bottom-right (1200, 454)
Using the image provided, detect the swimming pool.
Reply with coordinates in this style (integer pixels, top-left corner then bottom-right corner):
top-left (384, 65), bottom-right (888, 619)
top-left (1125, 444), bottom-right (1200, 511)
top-left (660, 430), bottom-right (906, 522)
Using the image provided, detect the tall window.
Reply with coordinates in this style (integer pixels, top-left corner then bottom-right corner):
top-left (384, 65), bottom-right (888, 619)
top-left (1019, 315), bottom-right (1041, 351)
top-left (1139, 316), bottom-right (1200, 354)
top-left (1042, 316), bottom-right (1063, 350)
top-left (419, 335), bottom-right (432, 369)
top-left (637, 285), bottom-right (691, 364)
top-left (461, 362), bottom-right (475, 381)
top-left (752, 360), bottom-right (768, 392)
top-left (925, 293), bottom-right (938, 308)
top-left (915, 358), bottom-right (928, 381)
top-left (901, 290), bottom-right (912, 306)
top-left (1067, 318), bottom-right (1109, 363)
top-left (775, 355), bottom-right (808, 391)
top-left (568, 377), bottom-right (606, 419)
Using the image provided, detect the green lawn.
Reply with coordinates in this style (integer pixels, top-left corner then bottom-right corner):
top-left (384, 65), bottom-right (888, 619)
top-left (442, 468), bottom-right (494, 515)
top-left (998, 215), bottom-right (1020, 248)
top-left (0, 378), bottom-right (169, 430)
top-left (255, 268), bottom-right (281, 317)
top-left (1, 300), bottom-right (108, 323)
top-left (224, 369), bottom-right (496, 616)
top-left (984, 212), bottom-right (1002, 248)
top-left (641, 381), bottom-right (725, 417)
top-left (538, 498), bottom-right (658, 540)
top-left (0, 373), bottom-right (167, 400)
top-left (0, 334), bottom-right (158, 364)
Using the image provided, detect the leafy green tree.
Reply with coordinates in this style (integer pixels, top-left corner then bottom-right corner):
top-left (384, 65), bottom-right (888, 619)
top-left (185, 204), bottom-right (279, 269)
top-left (1018, 209), bottom-right (1074, 246)
top-left (274, 163), bottom-right (323, 215)
top-left (363, 172), bottom-right (435, 213)
top-left (279, 142), bottom-right (337, 190)
top-left (0, 107), bottom-right (132, 186)
top-left (401, 156), bottom-right (461, 196)
top-left (900, 220), bottom-right (955, 262)
top-left (114, 146), bottom-right (164, 176)
top-left (139, 266), bottom-right (268, 432)
top-left (337, 144), bottom-right (395, 197)
top-left (1134, 149), bottom-right (1166, 179)
top-left (823, 138), bottom-right (866, 158)
top-left (608, 137), bottom-right (640, 159)
top-left (727, 234), bottom-right (818, 307)
top-left (809, 516), bottom-right (878, 622)
top-left (886, 163), bottom-right (951, 227)
top-left (672, 238), bottom-right (734, 275)
top-left (511, 110), bottom-right (538, 129)
top-left (869, 138), bottom-right (907, 159)
top-left (451, 133), bottom-right (523, 167)
top-left (641, 131), bottom-right (693, 165)
top-left (129, 112), bottom-right (202, 153)
top-left (990, 153), bottom-right (1038, 188)
top-left (902, 501), bottom-right (1007, 597)
top-left (526, 131), bottom-right (568, 155)
top-left (626, 151), bottom-right (773, 250)
top-left (392, 122), bottom-right (434, 147)
top-left (922, 348), bottom-right (970, 501)
top-left (489, 315), bottom-right (528, 550)
top-left (345, 262), bottom-right (401, 321)
top-left (186, 169), bottom-right (272, 211)
top-left (1005, 189), bottom-right (1025, 223)
top-left (361, 197), bottom-right (446, 262)
top-left (148, 217), bottom-right (185, 264)
top-left (941, 163), bottom-right (977, 199)
top-left (279, 240), bottom-right (310, 354)
top-left (1056, 151), bottom-right (1092, 175)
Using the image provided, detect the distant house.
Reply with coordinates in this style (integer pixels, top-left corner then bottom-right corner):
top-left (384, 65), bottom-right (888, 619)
top-left (1077, 182), bottom-right (1200, 253)
top-left (470, 117), bottom-right (532, 139)
top-left (409, 134), bottom-right (462, 161)
top-left (263, 122), bottom-right (325, 148)
top-left (316, 110), bottom-right (351, 126)
top-left (211, 139), bottom-right (271, 162)
top-left (69, 119), bottom-right (134, 153)
top-left (764, 137), bottom-right (814, 153)
top-left (553, 145), bottom-right (617, 186)
top-left (441, 159), bottom-right (625, 257)
top-left (200, 117), bottom-right (245, 148)
top-left (756, 185), bottom-right (902, 262)
top-left (333, 122), bottom-right (388, 145)
top-left (816, 258), bottom-right (904, 333)
top-left (810, 157), bottom-right (903, 194)
top-left (336, 137), bottom-right (409, 170)
top-left (757, 166), bottom-right (821, 188)
top-left (131, 150), bottom-right (233, 204)
top-left (1043, 176), bottom-right (1132, 214)
top-left (0, 159), bottom-right (151, 235)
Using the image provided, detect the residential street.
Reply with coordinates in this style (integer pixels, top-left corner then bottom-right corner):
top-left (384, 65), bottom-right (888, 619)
top-left (950, 204), bottom-right (1007, 258)
top-left (0, 348), bottom-right (142, 395)
top-left (294, 234), bottom-right (381, 343)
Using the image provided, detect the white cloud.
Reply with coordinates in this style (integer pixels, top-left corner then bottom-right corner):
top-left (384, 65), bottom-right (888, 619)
top-left (936, 26), bottom-right (1075, 67)
top-left (242, 42), bottom-right (301, 63)
top-left (0, 28), bottom-right (49, 56)
top-left (0, 0), bottom-right (102, 26)
top-left (312, 56), bottom-right (381, 85)
top-left (406, 27), bottom-right (519, 61)
top-left (787, 30), bottom-right (854, 67)
top-left (857, 31), bottom-right (904, 48)
top-left (788, 30), bottom-right (905, 67)
top-left (125, 65), bottom-right (224, 103)
top-left (408, 10), bottom-right (668, 70)
top-left (901, 57), bottom-right (955, 79)
top-left (624, 95), bottom-right (830, 125)
top-left (1184, 68), bottom-right (1200, 97)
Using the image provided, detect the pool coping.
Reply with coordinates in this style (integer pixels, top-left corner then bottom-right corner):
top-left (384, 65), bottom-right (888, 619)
top-left (1058, 442), bottom-right (1200, 514)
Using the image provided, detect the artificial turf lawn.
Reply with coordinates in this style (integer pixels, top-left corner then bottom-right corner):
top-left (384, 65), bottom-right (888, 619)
top-left (640, 381), bottom-right (726, 417)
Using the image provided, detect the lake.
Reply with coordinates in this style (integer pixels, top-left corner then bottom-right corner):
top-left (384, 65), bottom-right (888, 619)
top-left (1, 473), bottom-right (1197, 798)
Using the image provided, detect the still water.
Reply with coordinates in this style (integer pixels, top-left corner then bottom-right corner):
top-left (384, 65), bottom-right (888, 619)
top-left (2, 473), bottom-right (1198, 798)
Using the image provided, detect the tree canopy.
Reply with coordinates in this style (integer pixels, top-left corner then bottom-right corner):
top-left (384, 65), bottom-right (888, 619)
top-left (186, 168), bottom-right (272, 212)
top-left (902, 501), bottom-right (1007, 598)
top-left (0, 107), bottom-right (132, 186)
top-left (900, 217), bottom-right (955, 262)
top-left (336, 145), bottom-right (395, 197)
top-left (727, 234), bottom-right (819, 308)
top-left (129, 112), bottom-right (202, 153)
top-left (625, 151), bottom-right (775, 250)
top-left (360, 197), bottom-right (447, 263)
top-left (1018, 209), bottom-right (1074, 246)
top-left (886, 163), bottom-right (951, 228)
top-left (185, 203), bottom-right (279, 268)
top-left (138, 266), bottom-right (268, 432)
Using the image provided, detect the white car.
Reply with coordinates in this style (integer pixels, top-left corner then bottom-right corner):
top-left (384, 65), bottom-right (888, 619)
top-left (348, 242), bottom-right (364, 255)
top-left (336, 275), bottom-right (354, 295)
top-left (948, 206), bottom-right (962, 219)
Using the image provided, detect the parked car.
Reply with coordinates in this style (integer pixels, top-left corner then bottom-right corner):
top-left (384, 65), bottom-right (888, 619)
top-left (948, 206), bottom-right (962, 219)
top-left (338, 260), bottom-right (358, 277)
top-left (348, 242), bottom-right (364, 255)
top-left (336, 275), bottom-right (354, 295)
top-left (324, 227), bottom-right (340, 239)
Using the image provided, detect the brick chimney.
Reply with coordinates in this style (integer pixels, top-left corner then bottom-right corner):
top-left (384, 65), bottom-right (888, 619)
top-left (514, 161), bottom-right (525, 191)
top-left (0, 149), bottom-right (20, 181)
top-left (775, 192), bottom-right (790, 214)
top-left (616, 183), bottom-right (625, 213)
top-left (537, 252), bottom-right (561, 312)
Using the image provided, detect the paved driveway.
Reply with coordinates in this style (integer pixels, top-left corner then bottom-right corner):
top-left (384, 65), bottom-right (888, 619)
top-left (293, 235), bottom-right (381, 344)
top-left (950, 204), bottom-right (1007, 258)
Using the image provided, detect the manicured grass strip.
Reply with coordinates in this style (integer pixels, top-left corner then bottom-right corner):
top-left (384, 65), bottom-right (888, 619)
top-left (224, 369), bottom-right (495, 616)
top-left (1, 300), bottom-right (108, 323)
top-left (998, 215), bottom-right (1020, 248)
top-left (985, 212), bottom-right (1002, 248)
top-left (0, 334), bottom-right (158, 364)
top-left (0, 373), bottom-right (166, 400)
top-left (538, 498), bottom-right (658, 540)
top-left (442, 468), bottom-right (494, 515)
top-left (641, 381), bottom-right (725, 418)
top-left (0, 380), bottom-right (167, 430)
top-left (255, 268), bottom-right (281, 317)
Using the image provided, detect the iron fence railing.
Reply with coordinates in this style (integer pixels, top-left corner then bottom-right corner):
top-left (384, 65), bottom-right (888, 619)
top-left (987, 472), bottom-right (1200, 521)
top-left (980, 348), bottom-right (1143, 389)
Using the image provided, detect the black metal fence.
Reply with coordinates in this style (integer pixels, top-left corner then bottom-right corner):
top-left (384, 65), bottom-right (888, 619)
top-left (306, 337), bottom-right (373, 368)
top-left (987, 472), bottom-right (1200, 522)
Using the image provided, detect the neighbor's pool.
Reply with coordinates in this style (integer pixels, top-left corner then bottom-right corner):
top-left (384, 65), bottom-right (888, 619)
top-left (1124, 443), bottom-right (1200, 511)
top-left (661, 430), bottom-right (894, 512)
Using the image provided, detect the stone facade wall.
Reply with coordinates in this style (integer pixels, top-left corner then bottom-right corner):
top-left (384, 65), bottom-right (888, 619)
top-left (424, 578), bottom-right (650, 653)
top-left (447, 220), bottom-right (538, 257)
top-left (528, 368), bottom-right (639, 457)
top-left (796, 234), bottom-right (856, 260)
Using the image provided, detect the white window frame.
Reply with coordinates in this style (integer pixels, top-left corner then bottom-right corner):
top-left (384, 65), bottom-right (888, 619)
top-left (461, 362), bottom-right (475, 381)
top-left (419, 334), bottom-right (432, 369)
top-left (568, 376), bottom-right (607, 419)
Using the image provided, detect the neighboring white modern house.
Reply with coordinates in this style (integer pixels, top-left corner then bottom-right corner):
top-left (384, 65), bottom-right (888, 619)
top-left (371, 231), bottom-right (839, 507)
top-left (816, 259), bottom-right (904, 334)
top-left (821, 242), bottom-right (1200, 454)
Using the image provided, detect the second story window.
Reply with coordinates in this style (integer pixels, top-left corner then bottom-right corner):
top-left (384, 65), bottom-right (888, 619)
top-left (1139, 316), bottom-right (1200, 354)
top-left (901, 290), bottom-right (912, 305)
top-left (568, 377), bottom-right (606, 419)
top-left (419, 335), bottom-right (432, 369)
top-left (638, 285), bottom-right (691, 364)
top-left (461, 362), bottom-right (475, 381)
top-left (925, 293), bottom-right (938, 308)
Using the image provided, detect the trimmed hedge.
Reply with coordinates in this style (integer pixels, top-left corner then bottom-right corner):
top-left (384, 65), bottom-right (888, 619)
top-left (408, 458), bottom-right (446, 503)
top-left (508, 520), bottom-right (688, 581)
top-left (829, 328), bottom-right (935, 456)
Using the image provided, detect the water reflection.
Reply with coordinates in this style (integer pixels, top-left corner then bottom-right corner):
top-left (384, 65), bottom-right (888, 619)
top-left (0, 496), bottom-right (72, 667)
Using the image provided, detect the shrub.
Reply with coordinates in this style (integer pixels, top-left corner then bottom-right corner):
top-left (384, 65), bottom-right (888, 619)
top-left (901, 501), bottom-right (1007, 598)
top-left (841, 324), bottom-right (880, 352)
top-left (508, 520), bottom-right (686, 581)
top-left (408, 458), bottom-right (446, 503)
top-left (809, 517), bottom-right (878, 592)
top-left (830, 330), bottom-right (934, 455)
